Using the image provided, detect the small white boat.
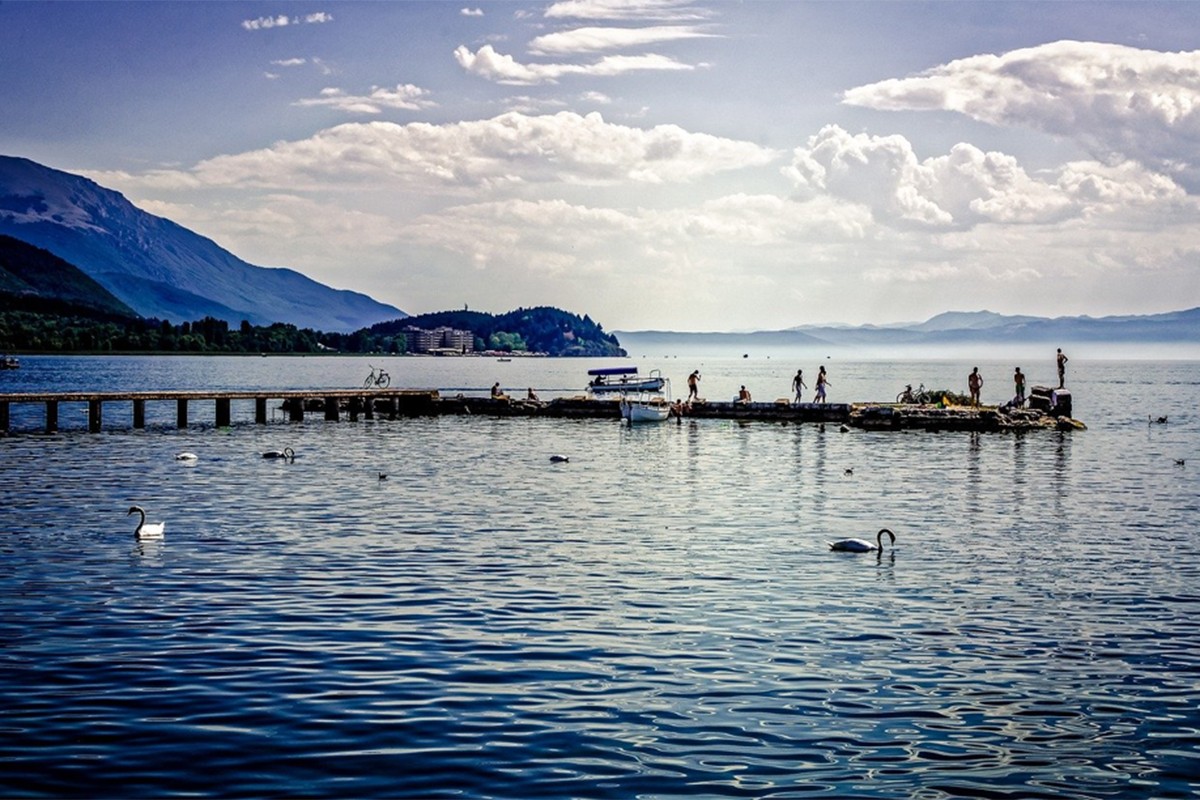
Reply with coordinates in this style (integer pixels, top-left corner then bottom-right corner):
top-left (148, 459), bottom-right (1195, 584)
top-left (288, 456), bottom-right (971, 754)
top-left (620, 394), bottom-right (672, 423)
top-left (587, 366), bottom-right (666, 395)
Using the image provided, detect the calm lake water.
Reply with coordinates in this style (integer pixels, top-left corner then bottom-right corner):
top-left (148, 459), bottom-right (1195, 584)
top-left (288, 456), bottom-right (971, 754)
top-left (2, 354), bottom-right (1198, 798)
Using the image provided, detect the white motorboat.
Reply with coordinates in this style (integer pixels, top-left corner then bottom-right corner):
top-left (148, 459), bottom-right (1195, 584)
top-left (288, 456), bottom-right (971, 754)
top-left (586, 366), bottom-right (666, 395)
top-left (620, 394), bottom-right (672, 423)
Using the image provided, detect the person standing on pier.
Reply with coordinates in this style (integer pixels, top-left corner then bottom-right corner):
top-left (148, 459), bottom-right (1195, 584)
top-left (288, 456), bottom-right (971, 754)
top-left (968, 367), bottom-right (983, 407)
top-left (1056, 348), bottom-right (1069, 388)
top-left (686, 370), bottom-right (701, 402)
top-left (792, 369), bottom-right (807, 403)
top-left (814, 366), bottom-right (830, 403)
top-left (1013, 367), bottom-right (1026, 406)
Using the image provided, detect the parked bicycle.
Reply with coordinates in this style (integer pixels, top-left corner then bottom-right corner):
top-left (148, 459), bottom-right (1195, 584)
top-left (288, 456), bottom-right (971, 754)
top-left (896, 383), bottom-right (931, 404)
top-left (363, 364), bottom-right (391, 389)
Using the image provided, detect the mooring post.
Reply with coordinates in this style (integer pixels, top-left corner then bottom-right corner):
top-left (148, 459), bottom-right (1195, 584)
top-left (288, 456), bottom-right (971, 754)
top-left (0, 400), bottom-right (8, 433)
top-left (255, 397), bottom-right (268, 424)
top-left (324, 396), bottom-right (339, 422)
top-left (176, 399), bottom-right (188, 429)
top-left (215, 398), bottom-right (231, 428)
top-left (132, 399), bottom-right (145, 428)
top-left (88, 399), bottom-right (102, 433)
top-left (44, 400), bottom-right (58, 433)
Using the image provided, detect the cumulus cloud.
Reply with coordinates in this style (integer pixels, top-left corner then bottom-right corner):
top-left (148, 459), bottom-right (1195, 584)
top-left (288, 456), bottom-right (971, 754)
top-left (461, 8), bottom-right (484, 16)
top-left (528, 25), bottom-right (717, 55)
top-left (544, 0), bottom-right (711, 22)
top-left (242, 12), bottom-right (333, 31)
top-left (455, 44), bottom-right (695, 84)
top-left (101, 111), bottom-right (778, 191)
top-left (843, 40), bottom-right (1200, 189)
top-left (294, 84), bottom-right (436, 115)
top-left (783, 124), bottom-right (1186, 230)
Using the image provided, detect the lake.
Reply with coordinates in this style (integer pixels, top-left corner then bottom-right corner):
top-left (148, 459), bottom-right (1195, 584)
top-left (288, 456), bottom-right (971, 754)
top-left (1, 353), bottom-right (1198, 798)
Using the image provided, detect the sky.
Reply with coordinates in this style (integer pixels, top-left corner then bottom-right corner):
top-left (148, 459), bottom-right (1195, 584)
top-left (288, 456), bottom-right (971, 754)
top-left (1, 1), bottom-right (1198, 332)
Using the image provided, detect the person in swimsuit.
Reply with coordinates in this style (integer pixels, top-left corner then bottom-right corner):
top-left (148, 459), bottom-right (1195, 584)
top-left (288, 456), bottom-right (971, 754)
top-left (792, 369), bottom-right (807, 403)
top-left (814, 366), bottom-right (830, 403)
top-left (968, 367), bottom-right (982, 407)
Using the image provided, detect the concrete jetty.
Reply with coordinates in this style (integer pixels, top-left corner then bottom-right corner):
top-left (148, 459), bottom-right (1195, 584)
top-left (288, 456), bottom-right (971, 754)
top-left (0, 387), bottom-right (1084, 434)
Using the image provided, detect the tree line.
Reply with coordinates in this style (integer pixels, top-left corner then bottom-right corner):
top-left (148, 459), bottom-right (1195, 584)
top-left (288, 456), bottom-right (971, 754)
top-left (0, 304), bottom-right (625, 357)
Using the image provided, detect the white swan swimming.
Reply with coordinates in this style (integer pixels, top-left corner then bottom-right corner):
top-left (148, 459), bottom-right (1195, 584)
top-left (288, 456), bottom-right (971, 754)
top-left (175, 452), bottom-right (198, 461)
top-left (127, 505), bottom-right (165, 539)
top-left (262, 447), bottom-right (295, 460)
top-left (829, 528), bottom-right (895, 553)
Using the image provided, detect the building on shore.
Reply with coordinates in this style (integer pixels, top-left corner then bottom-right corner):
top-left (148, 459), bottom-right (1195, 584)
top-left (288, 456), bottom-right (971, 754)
top-left (404, 326), bottom-right (475, 355)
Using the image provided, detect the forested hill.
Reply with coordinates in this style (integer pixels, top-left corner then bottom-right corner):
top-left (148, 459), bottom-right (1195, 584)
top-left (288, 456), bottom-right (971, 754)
top-left (369, 306), bottom-right (626, 357)
top-left (0, 234), bottom-right (138, 319)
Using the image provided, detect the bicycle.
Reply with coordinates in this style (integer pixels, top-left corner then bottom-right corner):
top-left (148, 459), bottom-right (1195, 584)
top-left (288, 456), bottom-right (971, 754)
top-left (896, 383), bottom-right (930, 404)
top-left (363, 364), bottom-right (391, 389)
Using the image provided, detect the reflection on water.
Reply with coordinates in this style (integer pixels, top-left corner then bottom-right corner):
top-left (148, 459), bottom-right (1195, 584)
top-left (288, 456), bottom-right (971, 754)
top-left (1, 357), bottom-right (1199, 798)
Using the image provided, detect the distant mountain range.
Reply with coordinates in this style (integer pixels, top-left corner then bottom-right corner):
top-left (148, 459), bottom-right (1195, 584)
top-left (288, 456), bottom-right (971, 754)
top-left (0, 155), bottom-right (404, 332)
top-left (617, 308), bottom-right (1200, 352)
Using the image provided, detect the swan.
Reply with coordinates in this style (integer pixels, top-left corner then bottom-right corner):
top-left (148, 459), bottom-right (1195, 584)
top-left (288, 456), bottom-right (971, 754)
top-left (829, 528), bottom-right (895, 553)
top-left (127, 505), bottom-right (165, 539)
top-left (175, 452), bottom-right (198, 461)
top-left (549, 455), bottom-right (570, 463)
top-left (262, 447), bottom-right (295, 460)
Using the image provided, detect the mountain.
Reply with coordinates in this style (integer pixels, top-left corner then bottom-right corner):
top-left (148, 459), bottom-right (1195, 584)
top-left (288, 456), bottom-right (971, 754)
top-left (617, 308), bottom-right (1200, 354)
top-left (0, 234), bottom-right (138, 318)
top-left (0, 155), bottom-right (405, 332)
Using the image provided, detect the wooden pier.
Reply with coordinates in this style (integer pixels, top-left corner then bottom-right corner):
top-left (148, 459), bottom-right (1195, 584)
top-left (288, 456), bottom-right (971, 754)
top-left (0, 388), bottom-right (1084, 434)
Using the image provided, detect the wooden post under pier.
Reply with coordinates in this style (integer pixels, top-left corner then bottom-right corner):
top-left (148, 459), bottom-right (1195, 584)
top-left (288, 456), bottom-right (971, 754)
top-left (176, 399), bottom-right (188, 429)
top-left (133, 399), bottom-right (145, 429)
top-left (255, 397), bottom-right (268, 425)
top-left (88, 399), bottom-right (102, 432)
top-left (215, 398), bottom-right (231, 428)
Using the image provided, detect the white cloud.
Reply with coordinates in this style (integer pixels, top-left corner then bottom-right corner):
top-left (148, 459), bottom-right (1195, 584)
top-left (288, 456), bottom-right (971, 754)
top-left (843, 40), bottom-right (1200, 189)
top-left (544, 0), bottom-right (711, 22)
top-left (782, 124), bottom-right (1186, 230)
top-left (271, 58), bottom-right (307, 67)
top-left (98, 112), bottom-right (778, 191)
top-left (294, 84), bottom-right (437, 115)
top-left (242, 12), bottom-right (333, 31)
top-left (461, 7), bottom-right (484, 16)
top-left (455, 44), bottom-right (696, 85)
top-left (528, 25), bottom-right (717, 56)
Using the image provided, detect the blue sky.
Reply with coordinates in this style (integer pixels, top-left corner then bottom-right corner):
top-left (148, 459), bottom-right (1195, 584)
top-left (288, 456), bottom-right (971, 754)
top-left (2, 1), bottom-right (1198, 331)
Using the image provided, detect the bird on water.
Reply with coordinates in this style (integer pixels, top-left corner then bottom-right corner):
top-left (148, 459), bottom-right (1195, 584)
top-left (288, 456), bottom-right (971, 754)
top-left (829, 528), bottom-right (895, 553)
top-left (262, 447), bottom-right (295, 461)
top-left (127, 506), bottom-right (165, 539)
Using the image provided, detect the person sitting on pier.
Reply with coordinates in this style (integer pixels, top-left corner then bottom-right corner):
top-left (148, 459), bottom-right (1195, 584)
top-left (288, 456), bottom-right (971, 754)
top-left (491, 382), bottom-right (506, 399)
top-left (526, 387), bottom-right (539, 401)
top-left (737, 385), bottom-right (752, 403)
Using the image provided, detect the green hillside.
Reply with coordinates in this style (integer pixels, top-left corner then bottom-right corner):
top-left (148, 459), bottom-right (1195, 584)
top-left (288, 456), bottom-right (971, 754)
top-left (371, 306), bottom-right (625, 357)
top-left (0, 234), bottom-right (138, 318)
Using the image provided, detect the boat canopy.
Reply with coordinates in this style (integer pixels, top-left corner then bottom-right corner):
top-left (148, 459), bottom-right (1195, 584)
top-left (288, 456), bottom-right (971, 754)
top-left (587, 366), bottom-right (639, 377)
